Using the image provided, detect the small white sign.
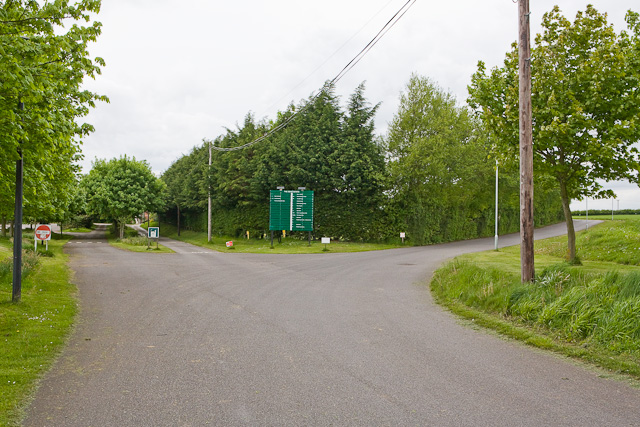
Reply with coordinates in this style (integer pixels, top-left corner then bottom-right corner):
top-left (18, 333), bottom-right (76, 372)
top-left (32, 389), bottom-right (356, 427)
top-left (400, 232), bottom-right (406, 238)
top-left (321, 237), bottom-right (330, 244)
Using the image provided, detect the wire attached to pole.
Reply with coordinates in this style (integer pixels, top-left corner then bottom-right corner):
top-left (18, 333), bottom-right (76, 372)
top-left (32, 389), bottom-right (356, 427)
top-left (212, 0), bottom-right (418, 152)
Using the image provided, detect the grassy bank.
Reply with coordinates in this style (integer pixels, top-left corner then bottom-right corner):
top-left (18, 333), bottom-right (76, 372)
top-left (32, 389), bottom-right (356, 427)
top-left (106, 225), bottom-right (173, 253)
top-left (0, 235), bottom-right (76, 425)
top-left (149, 222), bottom-right (405, 254)
top-left (431, 218), bottom-right (640, 379)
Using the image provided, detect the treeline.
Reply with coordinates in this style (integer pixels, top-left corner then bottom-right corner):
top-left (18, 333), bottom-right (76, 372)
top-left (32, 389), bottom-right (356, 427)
top-left (161, 77), bottom-right (564, 244)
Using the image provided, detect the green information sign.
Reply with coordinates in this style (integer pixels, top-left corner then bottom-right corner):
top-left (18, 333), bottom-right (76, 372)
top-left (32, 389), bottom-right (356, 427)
top-left (269, 190), bottom-right (314, 231)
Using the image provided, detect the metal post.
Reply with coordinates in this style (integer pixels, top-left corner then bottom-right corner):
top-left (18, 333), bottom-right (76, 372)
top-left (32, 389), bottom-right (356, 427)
top-left (12, 101), bottom-right (24, 303)
top-left (585, 198), bottom-right (588, 230)
top-left (494, 160), bottom-right (499, 250)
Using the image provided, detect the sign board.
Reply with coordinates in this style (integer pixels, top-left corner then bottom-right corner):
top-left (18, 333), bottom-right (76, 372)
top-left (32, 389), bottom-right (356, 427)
top-left (400, 232), bottom-right (405, 238)
top-left (35, 224), bottom-right (52, 241)
top-left (226, 241), bottom-right (233, 247)
top-left (269, 190), bottom-right (314, 231)
top-left (148, 227), bottom-right (159, 239)
top-left (321, 237), bottom-right (330, 244)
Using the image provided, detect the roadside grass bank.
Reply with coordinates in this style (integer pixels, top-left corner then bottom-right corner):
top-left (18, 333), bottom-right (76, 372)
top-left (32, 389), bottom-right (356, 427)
top-left (148, 222), bottom-right (406, 254)
top-left (0, 234), bottom-right (76, 426)
top-left (431, 218), bottom-right (640, 379)
top-left (60, 226), bottom-right (92, 233)
top-left (106, 225), bottom-right (173, 253)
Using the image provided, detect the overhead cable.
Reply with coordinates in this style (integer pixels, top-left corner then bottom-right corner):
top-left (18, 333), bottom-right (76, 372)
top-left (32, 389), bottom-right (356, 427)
top-left (212, 0), bottom-right (418, 152)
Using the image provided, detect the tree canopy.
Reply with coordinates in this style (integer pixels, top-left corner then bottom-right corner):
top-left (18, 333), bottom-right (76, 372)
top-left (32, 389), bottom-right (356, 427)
top-left (82, 156), bottom-right (166, 238)
top-left (0, 0), bottom-right (107, 225)
top-left (163, 83), bottom-right (389, 241)
top-left (161, 79), bottom-right (563, 243)
top-left (468, 5), bottom-right (640, 261)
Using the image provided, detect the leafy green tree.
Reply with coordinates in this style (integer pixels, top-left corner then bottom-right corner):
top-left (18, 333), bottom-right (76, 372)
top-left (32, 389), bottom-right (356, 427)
top-left (468, 6), bottom-right (640, 261)
top-left (0, 0), bottom-right (106, 229)
top-left (83, 156), bottom-right (166, 238)
top-left (387, 74), bottom-right (493, 244)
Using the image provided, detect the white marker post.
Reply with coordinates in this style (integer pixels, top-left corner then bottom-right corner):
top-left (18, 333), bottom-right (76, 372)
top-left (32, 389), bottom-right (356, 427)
top-left (321, 237), bottom-right (330, 251)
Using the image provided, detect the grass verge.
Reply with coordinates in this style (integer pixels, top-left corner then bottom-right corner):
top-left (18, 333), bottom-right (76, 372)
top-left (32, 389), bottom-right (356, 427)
top-left (431, 219), bottom-right (640, 380)
top-left (106, 225), bottom-right (173, 253)
top-left (153, 223), bottom-right (405, 254)
top-left (0, 235), bottom-right (77, 426)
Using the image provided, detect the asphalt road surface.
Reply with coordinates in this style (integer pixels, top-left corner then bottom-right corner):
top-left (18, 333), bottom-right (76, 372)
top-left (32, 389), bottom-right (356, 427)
top-left (25, 221), bottom-right (640, 426)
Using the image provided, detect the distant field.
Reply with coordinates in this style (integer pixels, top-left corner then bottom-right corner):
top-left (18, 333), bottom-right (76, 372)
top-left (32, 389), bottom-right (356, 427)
top-left (574, 214), bottom-right (640, 221)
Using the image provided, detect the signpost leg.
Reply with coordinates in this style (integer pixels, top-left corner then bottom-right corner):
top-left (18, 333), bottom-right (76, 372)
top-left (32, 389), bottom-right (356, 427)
top-left (270, 231), bottom-right (274, 248)
top-left (35, 239), bottom-right (37, 252)
top-left (308, 231), bottom-right (311, 246)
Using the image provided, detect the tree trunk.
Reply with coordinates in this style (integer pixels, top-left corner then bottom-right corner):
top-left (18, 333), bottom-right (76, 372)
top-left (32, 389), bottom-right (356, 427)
top-left (119, 221), bottom-right (125, 239)
top-left (1, 216), bottom-right (6, 237)
top-left (559, 179), bottom-right (577, 262)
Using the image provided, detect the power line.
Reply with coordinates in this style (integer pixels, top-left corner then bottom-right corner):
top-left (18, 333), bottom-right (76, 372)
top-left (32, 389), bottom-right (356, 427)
top-left (212, 0), bottom-right (418, 152)
top-left (255, 0), bottom-right (397, 120)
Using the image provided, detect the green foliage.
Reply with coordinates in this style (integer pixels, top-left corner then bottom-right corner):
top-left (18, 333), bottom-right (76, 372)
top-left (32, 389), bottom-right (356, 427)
top-left (82, 156), bottom-right (166, 238)
top-left (0, 235), bottom-right (76, 425)
top-left (0, 247), bottom-right (39, 282)
top-left (162, 83), bottom-right (389, 241)
top-left (468, 5), bottom-right (640, 260)
top-left (432, 220), bottom-right (640, 376)
top-left (0, 0), bottom-right (107, 225)
top-left (387, 74), bottom-right (562, 245)
top-left (538, 219), bottom-right (640, 265)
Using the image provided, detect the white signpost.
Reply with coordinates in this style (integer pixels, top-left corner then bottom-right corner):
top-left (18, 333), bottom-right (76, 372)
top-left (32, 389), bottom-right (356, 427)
top-left (35, 224), bottom-right (52, 251)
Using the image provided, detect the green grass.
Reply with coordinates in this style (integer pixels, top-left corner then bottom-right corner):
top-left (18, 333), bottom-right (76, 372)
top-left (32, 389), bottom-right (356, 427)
top-left (431, 218), bottom-right (640, 380)
top-left (60, 227), bottom-right (92, 233)
top-left (0, 235), bottom-right (77, 426)
top-left (105, 225), bottom-right (173, 253)
top-left (156, 222), bottom-right (405, 254)
top-left (574, 214), bottom-right (640, 221)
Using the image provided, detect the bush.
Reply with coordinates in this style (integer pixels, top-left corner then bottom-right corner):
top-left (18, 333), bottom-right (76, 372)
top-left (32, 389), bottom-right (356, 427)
top-left (0, 250), bottom-right (40, 282)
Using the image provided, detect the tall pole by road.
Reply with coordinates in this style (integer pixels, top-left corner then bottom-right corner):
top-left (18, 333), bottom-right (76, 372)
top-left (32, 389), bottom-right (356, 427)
top-left (12, 100), bottom-right (24, 302)
top-left (519, 0), bottom-right (535, 282)
top-left (208, 140), bottom-right (212, 243)
top-left (495, 159), bottom-right (499, 251)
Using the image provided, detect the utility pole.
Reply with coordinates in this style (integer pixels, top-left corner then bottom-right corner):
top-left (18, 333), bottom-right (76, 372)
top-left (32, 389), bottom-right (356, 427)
top-left (208, 140), bottom-right (212, 243)
top-left (494, 159), bottom-right (499, 251)
top-left (12, 100), bottom-right (24, 302)
top-left (519, 0), bottom-right (535, 282)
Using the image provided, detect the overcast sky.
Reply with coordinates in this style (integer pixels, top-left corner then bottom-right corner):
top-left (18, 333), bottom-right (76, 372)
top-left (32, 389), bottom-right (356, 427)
top-left (79, 0), bottom-right (639, 210)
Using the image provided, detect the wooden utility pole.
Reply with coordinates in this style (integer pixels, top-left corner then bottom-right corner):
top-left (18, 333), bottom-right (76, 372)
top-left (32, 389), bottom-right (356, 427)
top-left (519, 0), bottom-right (534, 282)
top-left (208, 140), bottom-right (212, 243)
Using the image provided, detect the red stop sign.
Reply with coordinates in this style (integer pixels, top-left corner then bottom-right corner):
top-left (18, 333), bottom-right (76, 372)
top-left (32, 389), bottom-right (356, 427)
top-left (35, 224), bottom-right (52, 241)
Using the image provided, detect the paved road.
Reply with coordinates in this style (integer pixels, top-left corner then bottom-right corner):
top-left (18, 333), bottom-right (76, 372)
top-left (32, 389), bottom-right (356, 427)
top-left (25, 221), bottom-right (639, 426)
